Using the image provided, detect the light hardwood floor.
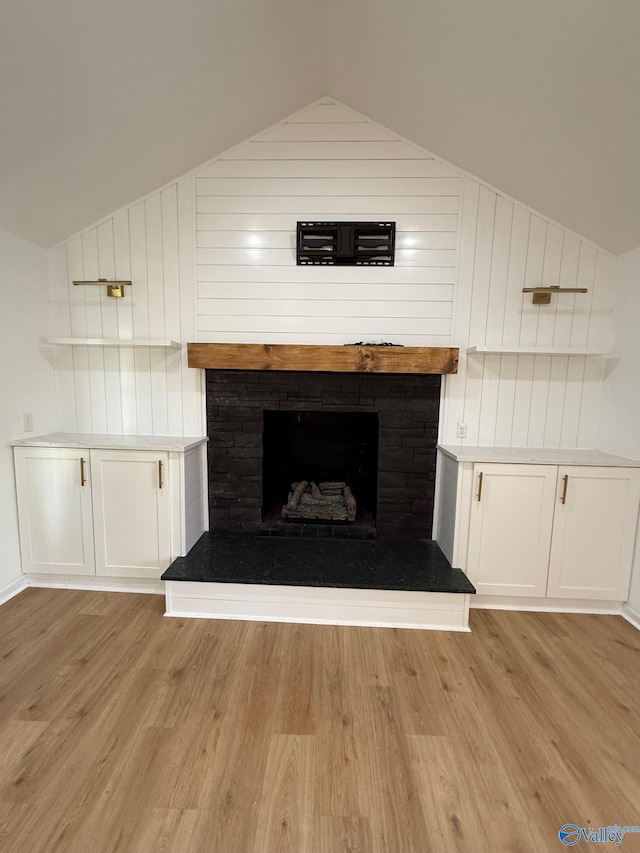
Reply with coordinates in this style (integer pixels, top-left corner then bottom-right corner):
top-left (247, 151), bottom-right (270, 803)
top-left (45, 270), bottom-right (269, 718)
top-left (0, 589), bottom-right (638, 852)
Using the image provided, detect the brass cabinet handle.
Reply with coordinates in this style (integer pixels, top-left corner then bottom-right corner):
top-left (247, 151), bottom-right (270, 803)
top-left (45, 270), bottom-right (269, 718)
top-left (477, 471), bottom-right (484, 502)
top-left (158, 460), bottom-right (163, 489)
top-left (560, 474), bottom-right (568, 505)
top-left (80, 457), bottom-right (87, 486)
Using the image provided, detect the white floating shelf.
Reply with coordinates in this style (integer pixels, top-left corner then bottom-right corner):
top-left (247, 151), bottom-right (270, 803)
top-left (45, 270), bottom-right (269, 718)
top-left (47, 338), bottom-right (182, 349)
top-left (467, 345), bottom-right (609, 356)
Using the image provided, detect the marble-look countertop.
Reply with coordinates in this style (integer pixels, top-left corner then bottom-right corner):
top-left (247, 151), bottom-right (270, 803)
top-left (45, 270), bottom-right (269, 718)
top-left (438, 445), bottom-right (640, 467)
top-left (11, 432), bottom-right (208, 453)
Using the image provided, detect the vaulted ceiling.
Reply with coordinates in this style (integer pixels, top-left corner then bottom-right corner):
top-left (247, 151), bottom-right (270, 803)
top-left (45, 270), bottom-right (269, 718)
top-left (1, 0), bottom-right (639, 253)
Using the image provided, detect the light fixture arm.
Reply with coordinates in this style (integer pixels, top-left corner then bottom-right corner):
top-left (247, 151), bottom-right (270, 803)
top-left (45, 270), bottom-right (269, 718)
top-left (522, 285), bottom-right (588, 305)
top-left (73, 278), bottom-right (132, 298)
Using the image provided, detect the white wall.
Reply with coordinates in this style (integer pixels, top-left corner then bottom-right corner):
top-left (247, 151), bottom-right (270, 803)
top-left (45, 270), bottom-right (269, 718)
top-left (48, 97), bottom-right (616, 451)
top-left (445, 179), bottom-right (614, 448)
top-left (0, 228), bottom-right (56, 593)
top-left (599, 247), bottom-right (640, 613)
top-left (196, 98), bottom-right (460, 346)
top-left (50, 177), bottom-right (203, 437)
top-left (194, 97), bottom-right (614, 448)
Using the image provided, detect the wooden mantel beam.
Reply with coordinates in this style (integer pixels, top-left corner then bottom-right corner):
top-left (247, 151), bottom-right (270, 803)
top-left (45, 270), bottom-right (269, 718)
top-left (187, 343), bottom-right (459, 375)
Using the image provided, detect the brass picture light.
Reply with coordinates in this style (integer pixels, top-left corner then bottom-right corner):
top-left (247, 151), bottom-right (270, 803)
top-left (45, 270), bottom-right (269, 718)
top-left (522, 285), bottom-right (588, 305)
top-left (73, 278), bottom-right (132, 298)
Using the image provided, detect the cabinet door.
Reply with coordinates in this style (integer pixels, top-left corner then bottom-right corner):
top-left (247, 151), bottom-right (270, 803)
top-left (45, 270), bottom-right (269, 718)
top-left (91, 450), bottom-right (171, 579)
top-left (547, 466), bottom-right (640, 600)
top-left (13, 447), bottom-right (95, 575)
top-left (467, 464), bottom-right (557, 596)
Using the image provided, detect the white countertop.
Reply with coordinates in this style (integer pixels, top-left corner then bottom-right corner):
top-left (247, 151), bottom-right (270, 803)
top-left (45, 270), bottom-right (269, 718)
top-left (11, 433), bottom-right (208, 452)
top-left (438, 445), bottom-right (640, 467)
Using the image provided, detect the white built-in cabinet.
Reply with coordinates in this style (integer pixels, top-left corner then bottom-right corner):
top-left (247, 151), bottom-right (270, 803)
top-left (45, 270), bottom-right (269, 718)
top-left (13, 435), bottom-right (207, 583)
top-left (13, 447), bottom-right (96, 576)
top-left (90, 450), bottom-right (171, 579)
top-left (436, 447), bottom-right (640, 605)
top-left (547, 467), bottom-right (640, 600)
top-left (466, 464), bottom-right (557, 597)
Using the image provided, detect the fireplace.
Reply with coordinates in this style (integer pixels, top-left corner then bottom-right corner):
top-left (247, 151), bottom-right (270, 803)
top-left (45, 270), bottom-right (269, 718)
top-left (206, 369), bottom-right (440, 538)
top-left (165, 345), bottom-right (474, 627)
top-left (262, 410), bottom-right (379, 537)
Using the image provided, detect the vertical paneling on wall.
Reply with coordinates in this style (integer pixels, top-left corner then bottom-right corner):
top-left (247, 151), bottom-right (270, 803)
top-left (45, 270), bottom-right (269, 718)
top-left (48, 98), bottom-right (616, 450)
top-left (49, 177), bottom-right (203, 437)
top-left (441, 178), bottom-right (615, 448)
top-left (195, 98), bottom-right (461, 345)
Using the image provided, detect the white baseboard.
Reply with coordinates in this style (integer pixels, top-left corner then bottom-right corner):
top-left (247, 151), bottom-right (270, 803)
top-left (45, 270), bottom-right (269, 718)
top-left (165, 582), bottom-right (471, 632)
top-left (25, 573), bottom-right (164, 595)
top-left (470, 593), bottom-right (622, 615)
top-left (0, 575), bottom-right (28, 607)
top-left (622, 603), bottom-right (640, 632)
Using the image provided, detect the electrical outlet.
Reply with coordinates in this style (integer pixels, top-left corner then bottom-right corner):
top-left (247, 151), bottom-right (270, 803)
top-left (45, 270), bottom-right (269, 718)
top-left (23, 412), bottom-right (33, 433)
top-left (456, 422), bottom-right (467, 439)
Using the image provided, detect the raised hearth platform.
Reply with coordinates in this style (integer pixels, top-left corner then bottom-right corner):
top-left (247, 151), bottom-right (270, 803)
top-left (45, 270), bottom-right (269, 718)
top-left (163, 535), bottom-right (475, 631)
top-left (163, 534), bottom-right (474, 591)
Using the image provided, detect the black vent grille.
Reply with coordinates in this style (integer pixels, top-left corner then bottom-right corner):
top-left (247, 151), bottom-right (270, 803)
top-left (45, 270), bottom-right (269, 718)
top-left (297, 221), bottom-right (396, 266)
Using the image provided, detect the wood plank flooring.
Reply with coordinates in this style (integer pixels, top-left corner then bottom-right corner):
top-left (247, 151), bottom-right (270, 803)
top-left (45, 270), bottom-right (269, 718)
top-left (0, 588), bottom-right (638, 852)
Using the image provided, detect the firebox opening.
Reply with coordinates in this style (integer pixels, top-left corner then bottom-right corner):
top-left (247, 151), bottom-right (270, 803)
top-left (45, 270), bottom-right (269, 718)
top-left (262, 410), bottom-right (379, 530)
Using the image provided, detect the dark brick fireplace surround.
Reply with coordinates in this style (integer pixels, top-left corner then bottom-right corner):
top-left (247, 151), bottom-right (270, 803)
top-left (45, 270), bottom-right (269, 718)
top-left (206, 369), bottom-right (441, 538)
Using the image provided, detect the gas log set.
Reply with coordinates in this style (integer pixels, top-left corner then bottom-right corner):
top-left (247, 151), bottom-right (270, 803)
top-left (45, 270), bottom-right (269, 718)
top-left (281, 481), bottom-right (357, 523)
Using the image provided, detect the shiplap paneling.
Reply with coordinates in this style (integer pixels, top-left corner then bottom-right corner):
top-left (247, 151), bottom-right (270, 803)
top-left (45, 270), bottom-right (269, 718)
top-left (196, 177), bottom-right (461, 197)
top-left (197, 315), bottom-right (451, 337)
top-left (256, 122), bottom-right (400, 142)
top-left (198, 283), bottom-right (454, 302)
top-left (443, 175), bottom-right (615, 449)
top-left (196, 247), bottom-right (456, 267)
top-left (197, 299), bottom-right (453, 319)
top-left (48, 97), bottom-right (616, 454)
top-left (195, 99), bottom-right (461, 347)
top-left (49, 177), bottom-right (203, 437)
top-left (221, 141), bottom-right (429, 160)
top-left (197, 159), bottom-right (459, 179)
top-left (196, 213), bottom-right (457, 233)
top-left (196, 265), bottom-right (456, 284)
top-left (195, 229), bottom-right (456, 249)
top-left (196, 196), bottom-right (459, 215)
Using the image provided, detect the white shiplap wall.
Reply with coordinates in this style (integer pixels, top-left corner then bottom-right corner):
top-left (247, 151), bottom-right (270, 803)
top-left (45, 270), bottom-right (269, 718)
top-left (49, 177), bottom-right (203, 436)
top-left (48, 97), bottom-right (616, 450)
top-left (442, 179), bottom-right (615, 447)
top-left (195, 99), bottom-right (460, 346)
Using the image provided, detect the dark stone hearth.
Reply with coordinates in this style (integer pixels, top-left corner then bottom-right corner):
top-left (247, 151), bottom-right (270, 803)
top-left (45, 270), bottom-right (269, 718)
top-left (206, 369), bottom-right (440, 537)
top-left (163, 534), bottom-right (475, 594)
